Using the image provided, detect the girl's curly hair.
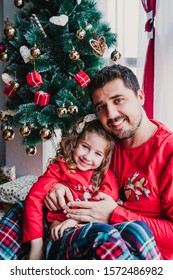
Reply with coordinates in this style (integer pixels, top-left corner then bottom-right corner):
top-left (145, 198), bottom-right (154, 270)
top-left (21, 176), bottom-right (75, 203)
top-left (52, 117), bottom-right (115, 192)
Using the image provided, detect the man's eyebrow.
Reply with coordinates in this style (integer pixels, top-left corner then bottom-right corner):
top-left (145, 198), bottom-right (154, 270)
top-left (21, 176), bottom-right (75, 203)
top-left (94, 100), bottom-right (103, 108)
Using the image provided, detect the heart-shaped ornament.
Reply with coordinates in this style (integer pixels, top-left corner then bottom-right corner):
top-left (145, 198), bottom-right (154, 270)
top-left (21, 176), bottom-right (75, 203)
top-left (20, 45), bottom-right (31, 63)
top-left (89, 36), bottom-right (107, 56)
top-left (49, 15), bottom-right (69, 26)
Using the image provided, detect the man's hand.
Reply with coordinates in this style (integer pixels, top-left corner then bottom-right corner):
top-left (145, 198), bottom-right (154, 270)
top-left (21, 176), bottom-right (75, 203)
top-left (65, 192), bottom-right (118, 224)
top-left (44, 183), bottom-right (74, 211)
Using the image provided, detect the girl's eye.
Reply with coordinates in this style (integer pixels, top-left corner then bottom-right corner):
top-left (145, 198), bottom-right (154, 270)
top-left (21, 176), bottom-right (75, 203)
top-left (82, 144), bottom-right (89, 149)
top-left (95, 152), bottom-right (103, 157)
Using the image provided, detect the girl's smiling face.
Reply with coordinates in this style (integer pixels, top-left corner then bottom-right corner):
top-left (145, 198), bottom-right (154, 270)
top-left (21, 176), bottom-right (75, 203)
top-left (73, 132), bottom-right (108, 171)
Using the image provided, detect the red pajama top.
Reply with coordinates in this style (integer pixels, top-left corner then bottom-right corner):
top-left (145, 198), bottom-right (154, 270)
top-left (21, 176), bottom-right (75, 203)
top-left (23, 161), bottom-right (118, 243)
top-left (110, 120), bottom-right (173, 260)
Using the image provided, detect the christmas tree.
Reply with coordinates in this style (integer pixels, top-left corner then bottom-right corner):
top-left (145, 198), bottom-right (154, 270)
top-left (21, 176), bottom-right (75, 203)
top-left (0, 0), bottom-right (118, 156)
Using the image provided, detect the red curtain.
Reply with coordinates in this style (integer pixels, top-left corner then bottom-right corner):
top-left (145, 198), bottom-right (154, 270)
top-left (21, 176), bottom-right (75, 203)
top-left (141, 0), bottom-right (156, 119)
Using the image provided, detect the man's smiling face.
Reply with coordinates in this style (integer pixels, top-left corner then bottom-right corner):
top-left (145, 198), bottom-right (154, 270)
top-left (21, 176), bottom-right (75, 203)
top-left (92, 78), bottom-right (145, 141)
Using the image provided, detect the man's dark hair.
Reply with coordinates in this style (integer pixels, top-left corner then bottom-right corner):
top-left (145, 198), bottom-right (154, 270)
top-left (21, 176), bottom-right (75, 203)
top-left (88, 64), bottom-right (140, 99)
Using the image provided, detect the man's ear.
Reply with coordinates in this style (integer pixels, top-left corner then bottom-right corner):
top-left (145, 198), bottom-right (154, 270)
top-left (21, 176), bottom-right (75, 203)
top-left (137, 89), bottom-right (145, 106)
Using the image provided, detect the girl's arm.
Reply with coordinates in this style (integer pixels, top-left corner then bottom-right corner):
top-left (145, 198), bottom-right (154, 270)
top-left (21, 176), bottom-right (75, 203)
top-left (50, 219), bottom-right (78, 240)
top-left (28, 238), bottom-right (44, 260)
top-left (23, 163), bottom-right (65, 243)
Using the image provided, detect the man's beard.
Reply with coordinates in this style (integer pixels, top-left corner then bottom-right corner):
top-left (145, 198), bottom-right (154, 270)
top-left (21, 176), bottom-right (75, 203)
top-left (108, 115), bottom-right (143, 141)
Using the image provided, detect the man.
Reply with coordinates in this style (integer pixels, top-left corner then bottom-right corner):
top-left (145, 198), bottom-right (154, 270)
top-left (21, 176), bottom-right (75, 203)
top-left (44, 64), bottom-right (173, 259)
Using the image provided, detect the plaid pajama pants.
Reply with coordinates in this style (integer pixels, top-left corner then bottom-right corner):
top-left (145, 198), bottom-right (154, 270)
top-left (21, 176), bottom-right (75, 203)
top-left (0, 201), bottom-right (162, 260)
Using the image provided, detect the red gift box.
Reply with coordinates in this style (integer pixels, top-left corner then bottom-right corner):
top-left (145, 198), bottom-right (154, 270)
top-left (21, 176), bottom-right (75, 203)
top-left (26, 70), bottom-right (43, 88)
top-left (3, 81), bottom-right (16, 97)
top-left (74, 70), bottom-right (90, 88)
top-left (34, 91), bottom-right (50, 106)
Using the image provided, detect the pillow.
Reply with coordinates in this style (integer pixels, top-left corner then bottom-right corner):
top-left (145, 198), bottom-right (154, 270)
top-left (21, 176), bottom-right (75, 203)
top-left (0, 175), bottom-right (38, 204)
top-left (0, 166), bottom-right (16, 184)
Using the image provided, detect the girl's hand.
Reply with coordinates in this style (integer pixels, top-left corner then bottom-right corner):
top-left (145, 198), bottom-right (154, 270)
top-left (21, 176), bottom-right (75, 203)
top-left (50, 219), bottom-right (78, 240)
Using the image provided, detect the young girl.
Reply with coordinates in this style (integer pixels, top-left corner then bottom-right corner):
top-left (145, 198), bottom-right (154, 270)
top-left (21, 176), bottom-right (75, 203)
top-left (23, 114), bottom-right (118, 259)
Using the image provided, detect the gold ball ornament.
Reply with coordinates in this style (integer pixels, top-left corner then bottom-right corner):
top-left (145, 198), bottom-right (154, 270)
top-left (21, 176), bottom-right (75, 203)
top-left (110, 49), bottom-right (121, 61)
top-left (2, 128), bottom-right (15, 141)
top-left (68, 102), bottom-right (78, 115)
top-left (30, 45), bottom-right (41, 58)
top-left (14, 0), bottom-right (25, 8)
top-left (76, 29), bottom-right (86, 40)
top-left (4, 18), bottom-right (15, 39)
top-left (20, 124), bottom-right (31, 136)
top-left (39, 127), bottom-right (53, 140)
top-left (57, 105), bottom-right (68, 117)
top-left (1, 123), bottom-right (8, 132)
top-left (69, 50), bottom-right (80, 60)
top-left (0, 51), bottom-right (8, 62)
top-left (26, 146), bottom-right (37, 156)
top-left (11, 80), bottom-right (20, 90)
